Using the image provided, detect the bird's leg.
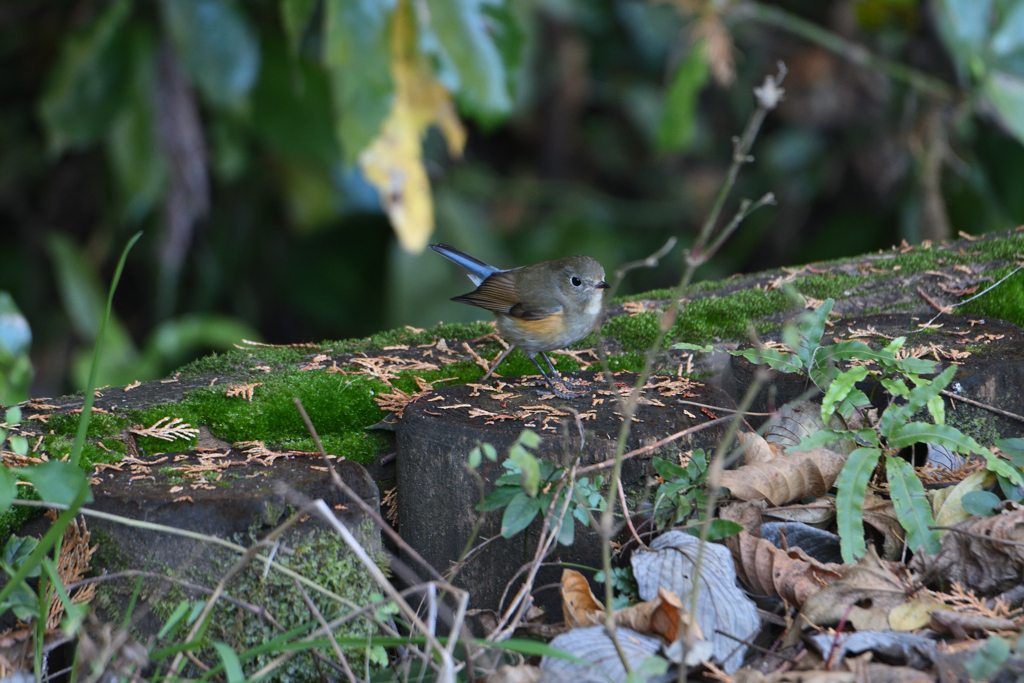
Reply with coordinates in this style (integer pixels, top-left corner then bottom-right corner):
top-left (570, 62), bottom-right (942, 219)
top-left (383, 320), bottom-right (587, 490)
top-left (482, 345), bottom-right (515, 380)
top-left (529, 355), bottom-right (582, 399)
top-left (538, 351), bottom-right (585, 390)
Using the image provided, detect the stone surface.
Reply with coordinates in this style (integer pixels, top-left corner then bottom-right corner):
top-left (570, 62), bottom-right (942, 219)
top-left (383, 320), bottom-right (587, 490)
top-left (395, 371), bottom-right (737, 615)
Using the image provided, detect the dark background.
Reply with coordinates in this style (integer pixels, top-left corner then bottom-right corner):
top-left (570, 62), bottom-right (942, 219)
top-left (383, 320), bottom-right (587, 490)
top-left (2, 0), bottom-right (1023, 399)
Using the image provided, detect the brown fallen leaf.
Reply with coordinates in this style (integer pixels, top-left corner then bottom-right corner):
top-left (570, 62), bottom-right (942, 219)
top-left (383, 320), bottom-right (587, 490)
top-left (489, 665), bottom-right (544, 683)
top-left (795, 546), bottom-right (910, 638)
top-left (738, 431), bottom-right (780, 465)
top-left (561, 569), bottom-right (604, 628)
top-left (929, 609), bottom-right (1018, 639)
top-left (719, 500), bottom-right (840, 605)
top-left (720, 447), bottom-right (846, 506)
top-left (560, 569), bottom-right (699, 642)
top-left (862, 491), bottom-right (904, 561)
top-left (909, 500), bottom-right (1024, 596)
top-left (729, 529), bottom-right (842, 606)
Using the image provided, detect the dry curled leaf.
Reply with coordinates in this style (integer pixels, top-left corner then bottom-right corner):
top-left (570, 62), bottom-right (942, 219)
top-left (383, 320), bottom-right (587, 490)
top-left (560, 569), bottom-right (697, 643)
top-left (718, 500), bottom-right (843, 605)
top-left (909, 501), bottom-right (1024, 596)
top-left (631, 531), bottom-right (759, 673)
top-left (797, 547), bottom-right (910, 635)
top-left (560, 569), bottom-right (604, 628)
top-left (720, 447), bottom-right (846, 506)
top-left (738, 431), bottom-right (780, 465)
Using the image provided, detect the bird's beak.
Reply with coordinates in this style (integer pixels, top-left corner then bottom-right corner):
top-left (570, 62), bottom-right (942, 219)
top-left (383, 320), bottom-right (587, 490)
top-left (596, 281), bottom-right (610, 289)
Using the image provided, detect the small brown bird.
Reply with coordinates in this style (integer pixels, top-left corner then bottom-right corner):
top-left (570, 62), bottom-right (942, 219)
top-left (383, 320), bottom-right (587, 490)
top-left (431, 243), bottom-right (609, 397)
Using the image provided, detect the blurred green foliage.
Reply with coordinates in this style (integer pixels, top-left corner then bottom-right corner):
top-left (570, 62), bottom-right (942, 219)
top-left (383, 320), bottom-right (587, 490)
top-left (2, 0), bottom-right (1024, 397)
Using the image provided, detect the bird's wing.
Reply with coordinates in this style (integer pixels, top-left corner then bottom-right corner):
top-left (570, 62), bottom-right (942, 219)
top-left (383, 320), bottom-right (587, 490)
top-left (451, 270), bottom-right (562, 320)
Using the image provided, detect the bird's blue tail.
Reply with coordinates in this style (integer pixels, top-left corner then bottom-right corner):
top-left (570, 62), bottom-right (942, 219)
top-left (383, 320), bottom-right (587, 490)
top-left (429, 244), bottom-right (501, 286)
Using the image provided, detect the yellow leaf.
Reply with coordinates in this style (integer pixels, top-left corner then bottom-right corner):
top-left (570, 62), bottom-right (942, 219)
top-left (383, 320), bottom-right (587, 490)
top-left (359, 0), bottom-right (466, 253)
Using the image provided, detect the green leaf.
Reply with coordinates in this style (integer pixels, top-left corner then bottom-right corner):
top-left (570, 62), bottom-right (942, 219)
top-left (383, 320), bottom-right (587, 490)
top-left (38, 0), bottom-right (133, 154)
top-left (0, 467), bottom-right (17, 514)
top-left (795, 298), bottom-right (833, 368)
top-left (886, 421), bottom-right (986, 454)
top-left (0, 294), bottom-right (32, 358)
top-left (822, 365), bottom-right (868, 422)
top-left (984, 72), bottom-right (1024, 146)
top-left (501, 492), bottom-right (540, 537)
top-left (252, 38), bottom-right (340, 165)
top-left (106, 27), bottom-right (165, 222)
top-left (885, 454), bottom-right (940, 555)
top-left (160, 0), bottom-right (261, 109)
top-left (482, 443), bottom-right (497, 461)
top-left (424, 0), bottom-right (512, 121)
top-left (732, 347), bottom-right (803, 373)
top-left (991, 1), bottom-right (1024, 74)
top-left (480, 485), bottom-right (519, 511)
top-left (673, 342), bottom-right (715, 353)
top-left (652, 456), bottom-right (689, 481)
top-left (961, 490), bottom-right (1000, 517)
top-left (468, 447), bottom-right (481, 469)
top-left (657, 43), bottom-right (709, 151)
top-left (835, 447), bottom-right (882, 563)
top-left (682, 519), bottom-right (743, 541)
top-left (880, 378), bottom-right (909, 397)
top-left (280, 0), bottom-right (318, 56)
top-left (212, 642), bottom-right (245, 683)
top-left (965, 636), bottom-right (1010, 682)
top-left (3, 536), bottom-right (42, 577)
top-left (324, 0), bottom-right (394, 163)
top-left (556, 510), bottom-right (575, 546)
top-left (996, 437), bottom-right (1024, 463)
top-left (518, 429), bottom-right (541, 450)
top-left (5, 407), bottom-right (21, 426)
top-left (509, 444), bottom-right (540, 497)
top-left (158, 600), bottom-right (192, 639)
top-left (16, 461), bottom-right (94, 508)
top-left (997, 474), bottom-right (1024, 502)
top-left (9, 436), bottom-right (28, 457)
top-left (926, 395), bottom-right (945, 425)
top-left (879, 365), bottom-right (956, 438)
top-left (794, 428), bottom-right (876, 452)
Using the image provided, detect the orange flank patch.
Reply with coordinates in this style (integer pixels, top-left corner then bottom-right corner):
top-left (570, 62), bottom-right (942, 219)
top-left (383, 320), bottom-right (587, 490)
top-left (514, 311), bottom-right (567, 345)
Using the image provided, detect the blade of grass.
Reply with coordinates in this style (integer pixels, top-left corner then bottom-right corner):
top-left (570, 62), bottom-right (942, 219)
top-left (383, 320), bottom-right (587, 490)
top-left (70, 230), bottom-right (142, 468)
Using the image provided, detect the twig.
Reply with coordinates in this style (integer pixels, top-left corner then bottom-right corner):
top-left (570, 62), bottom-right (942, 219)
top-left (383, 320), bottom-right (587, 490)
top-left (733, 1), bottom-right (955, 99)
top-left (577, 416), bottom-right (732, 474)
top-left (11, 499), bottom-right (361, 610)
top-left (294, 398), bottom-right (452, 585)
top-left (607, 237), bottom-right (678, 298)
top-left (928, 526), bottom-right (1024, 547)
top-left (917, 262), bottom-right (1024, 329)
top-left (169, 509), bottom-right (310, 674)
top-left (65, 570), bottom-right (282, 624)
top-left (940, 390), bottom-right (1024, 424)
top-left (618, 478), bottom-right (647, 550)
top-left (293, 576), bottom-right (363, 683)
top-left (490, 471), bottom-right (576, 641)
top-left (676, 399), bottom-right (771, 416)
top-left (304, 498), bottom-right (456, 682)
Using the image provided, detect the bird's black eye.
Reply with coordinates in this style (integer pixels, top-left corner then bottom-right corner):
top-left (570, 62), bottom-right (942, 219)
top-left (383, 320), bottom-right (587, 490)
top-left (571, 276), bottom-right (582, 287)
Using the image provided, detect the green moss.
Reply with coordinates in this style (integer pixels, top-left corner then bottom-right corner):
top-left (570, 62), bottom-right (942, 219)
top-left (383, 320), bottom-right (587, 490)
top-left (44, 411), bottom-right (130, 440)
top-left (795, 273), bottom-right (872, 299)
top-left (945, 405), bottom-right (1000, 448)
top-left (958, 268), bottom-right (1024, 328)
top-left (670, 288), bottom-right (790, 344)
top-left (602, 312), bottom-right (660, 353)
top-left (192, 527), bottom-right (387, 680)
top-left (129, 369), bottom-right (398, 463)
top-left (177, 321), bottom-right (496, 379)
